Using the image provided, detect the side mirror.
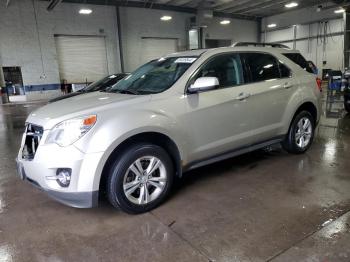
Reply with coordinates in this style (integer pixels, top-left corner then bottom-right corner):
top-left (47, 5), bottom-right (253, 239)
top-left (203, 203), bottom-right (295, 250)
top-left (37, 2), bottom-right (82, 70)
top-left (188, 77), bottom-right (219, 93)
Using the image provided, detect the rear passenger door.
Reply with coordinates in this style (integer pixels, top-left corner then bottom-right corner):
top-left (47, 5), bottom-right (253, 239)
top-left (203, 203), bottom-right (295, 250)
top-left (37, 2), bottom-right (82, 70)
top-left (240, 52), bottom-right (297, 144)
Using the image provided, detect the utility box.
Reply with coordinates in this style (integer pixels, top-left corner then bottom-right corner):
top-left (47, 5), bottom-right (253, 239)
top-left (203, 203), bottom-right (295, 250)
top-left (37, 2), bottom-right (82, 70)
top-left (328, 70), bottom-right (343, 91)
top-left (0, 68), bottom-right (8, 104)
top-left (0, 66), bottom-right (4, 87)
top-left (1, 86), bottom-right (9, 104)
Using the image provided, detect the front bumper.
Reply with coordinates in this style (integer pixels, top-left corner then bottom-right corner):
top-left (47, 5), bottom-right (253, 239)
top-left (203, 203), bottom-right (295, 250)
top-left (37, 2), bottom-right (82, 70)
top-left (17, 160), bottom-right (98, 208)
top-left (16, 141), bottom-right (104, 208)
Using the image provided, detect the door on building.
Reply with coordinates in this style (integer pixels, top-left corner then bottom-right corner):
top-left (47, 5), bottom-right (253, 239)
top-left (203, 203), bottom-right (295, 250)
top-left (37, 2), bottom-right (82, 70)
top-left (54, 35), bottom-right (109, 90)
top-left (2, 67), bottom-right (24, 97)
top-left (205, 39), bottom-right (232, 48)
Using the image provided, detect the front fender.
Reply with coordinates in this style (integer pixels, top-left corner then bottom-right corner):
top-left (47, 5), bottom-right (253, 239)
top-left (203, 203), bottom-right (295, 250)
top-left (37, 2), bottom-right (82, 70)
top-left (74, 109), bottom-right (186, 192)
top-left (77, 109), bottom-right (183, 153)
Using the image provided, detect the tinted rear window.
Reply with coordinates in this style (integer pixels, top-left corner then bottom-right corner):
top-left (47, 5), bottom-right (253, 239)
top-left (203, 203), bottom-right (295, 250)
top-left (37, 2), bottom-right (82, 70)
top-left (283, 53), bottom-right (313, 73)
top-left (242, 53), bottom-right (281, 82)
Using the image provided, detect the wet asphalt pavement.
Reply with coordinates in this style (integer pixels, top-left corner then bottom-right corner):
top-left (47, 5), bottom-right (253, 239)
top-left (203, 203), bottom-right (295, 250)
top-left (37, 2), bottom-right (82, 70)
top-left (0, 91), bottom-right (350, 262)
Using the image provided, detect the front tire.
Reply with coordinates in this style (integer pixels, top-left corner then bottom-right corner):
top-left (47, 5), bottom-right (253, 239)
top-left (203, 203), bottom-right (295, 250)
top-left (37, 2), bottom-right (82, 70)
top-left (282, 111), bottom-right (315, 154)
top-left (107, 143), bottom-right (174, 214)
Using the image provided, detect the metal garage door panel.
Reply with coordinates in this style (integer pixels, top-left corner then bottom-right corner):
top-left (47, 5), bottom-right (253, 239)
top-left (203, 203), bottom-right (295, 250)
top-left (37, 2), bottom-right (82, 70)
top-left (55, 36), bottom-right (108, 83)
top-left (140, 38), bottom-right (178, 67)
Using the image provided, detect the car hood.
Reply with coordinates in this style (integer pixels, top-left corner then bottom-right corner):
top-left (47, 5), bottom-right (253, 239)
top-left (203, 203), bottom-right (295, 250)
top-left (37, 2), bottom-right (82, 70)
top-left (27, 91), bottom-right (150, 129)
top-left (49, 92), bottom-right (82, 103)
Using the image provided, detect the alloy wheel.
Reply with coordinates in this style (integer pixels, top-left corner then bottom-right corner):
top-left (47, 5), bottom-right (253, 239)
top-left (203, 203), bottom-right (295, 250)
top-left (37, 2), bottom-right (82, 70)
top-left (123, 156), bottom-right (167, 205)
top-left (295, 117), bottom-right (313, 149)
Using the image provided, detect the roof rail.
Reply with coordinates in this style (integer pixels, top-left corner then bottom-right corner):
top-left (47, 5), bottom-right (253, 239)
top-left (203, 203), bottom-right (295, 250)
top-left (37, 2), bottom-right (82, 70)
top-left (232, 42), bottom-right (290, 49)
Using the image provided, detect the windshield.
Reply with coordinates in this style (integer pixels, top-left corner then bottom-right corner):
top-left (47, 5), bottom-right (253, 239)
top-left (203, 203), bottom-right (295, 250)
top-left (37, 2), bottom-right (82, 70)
top-left (83, 74), bottom-right (126, 92)
top-left (107, 57), bottom-right (197, 95)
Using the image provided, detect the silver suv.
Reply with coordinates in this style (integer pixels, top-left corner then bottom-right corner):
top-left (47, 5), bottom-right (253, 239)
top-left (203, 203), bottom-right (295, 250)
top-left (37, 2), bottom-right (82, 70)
top-left (16, 44), bottom-right (322, 213)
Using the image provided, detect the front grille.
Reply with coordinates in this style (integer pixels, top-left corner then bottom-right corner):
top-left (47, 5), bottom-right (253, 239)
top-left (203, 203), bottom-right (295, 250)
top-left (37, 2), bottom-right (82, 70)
top-left (22, 123), bottom-right (44, 160)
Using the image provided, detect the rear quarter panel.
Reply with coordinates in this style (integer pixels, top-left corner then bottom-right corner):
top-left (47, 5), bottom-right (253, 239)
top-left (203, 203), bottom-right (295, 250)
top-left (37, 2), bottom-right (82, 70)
top-left (280, 73), bottom-right (321, 135)
top-left (272, 51), bottom-right (321, 134)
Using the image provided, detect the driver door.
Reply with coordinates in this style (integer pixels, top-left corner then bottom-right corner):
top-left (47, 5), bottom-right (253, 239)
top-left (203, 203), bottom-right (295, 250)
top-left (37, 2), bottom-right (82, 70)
top-left (184, 53), bottom-right (255, 163)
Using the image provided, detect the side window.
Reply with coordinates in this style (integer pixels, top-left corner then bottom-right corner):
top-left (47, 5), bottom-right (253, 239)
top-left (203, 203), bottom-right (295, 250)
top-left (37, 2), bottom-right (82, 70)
top-left (194, 53), bottom-right (245, 89)
top-left (279, 62), bottom-right (291, 78)
top-left (242, 53), bottom-right (280, 82)
top-left (282, 53), bottom-right (313, 74)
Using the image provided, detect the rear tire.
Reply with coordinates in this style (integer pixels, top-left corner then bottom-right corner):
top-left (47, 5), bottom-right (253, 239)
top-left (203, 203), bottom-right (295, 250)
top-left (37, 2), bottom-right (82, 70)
top-left (106, 143), bottom-right (174, 214)
top-left (282, 111), bottom-right (315, 154)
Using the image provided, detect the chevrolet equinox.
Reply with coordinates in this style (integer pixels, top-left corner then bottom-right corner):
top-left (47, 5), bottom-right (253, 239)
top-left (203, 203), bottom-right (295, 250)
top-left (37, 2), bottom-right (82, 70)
top-left (17, 44), bottom-right (322, 213)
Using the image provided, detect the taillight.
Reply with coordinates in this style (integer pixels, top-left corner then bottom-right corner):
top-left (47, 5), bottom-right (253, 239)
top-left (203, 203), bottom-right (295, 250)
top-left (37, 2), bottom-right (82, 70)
top-left (316, 77), bottom-right (322, 92)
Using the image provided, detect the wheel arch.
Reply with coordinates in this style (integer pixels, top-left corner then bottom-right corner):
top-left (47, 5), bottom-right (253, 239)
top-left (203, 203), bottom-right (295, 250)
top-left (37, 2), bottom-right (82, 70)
top-left (98, 132), bottom-right (182, 194)
top-left (282, 101), bottom-right (318, 154)
top-left (284, 101), bottom-right (318, 136)
top-left (293, 101), bottom-right (318, 124)
top-left (282, 101), bottom-right (319, 138)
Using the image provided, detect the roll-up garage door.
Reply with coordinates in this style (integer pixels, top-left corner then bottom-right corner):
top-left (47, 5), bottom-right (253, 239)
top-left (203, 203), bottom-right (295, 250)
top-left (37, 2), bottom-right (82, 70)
top-left (55, 36), bottom-right (108, 83)
top-left (139, 38), bottom-right (178, 67)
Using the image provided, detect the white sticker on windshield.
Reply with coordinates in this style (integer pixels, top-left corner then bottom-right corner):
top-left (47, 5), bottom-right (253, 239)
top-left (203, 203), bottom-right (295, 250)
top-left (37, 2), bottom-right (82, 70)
top-left (175, 57), bottom-right (197, 64)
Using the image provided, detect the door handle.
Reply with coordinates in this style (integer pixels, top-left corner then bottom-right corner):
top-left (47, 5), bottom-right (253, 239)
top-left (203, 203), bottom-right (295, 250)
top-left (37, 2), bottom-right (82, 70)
top-left (284, 82), bottom-right (293, 89)
top-left (235, 92), bottom-right (251, 101)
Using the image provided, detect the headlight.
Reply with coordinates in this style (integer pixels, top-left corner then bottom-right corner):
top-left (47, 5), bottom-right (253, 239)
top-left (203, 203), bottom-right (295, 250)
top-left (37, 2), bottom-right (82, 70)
top-left (45, 115), bottom-right (97, 147)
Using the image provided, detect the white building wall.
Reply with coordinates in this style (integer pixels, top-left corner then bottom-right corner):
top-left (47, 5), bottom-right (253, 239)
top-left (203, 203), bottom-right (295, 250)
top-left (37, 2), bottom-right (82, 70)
top-left (119, 7), bottom-right (193, 72)
top-left (0, 0), bottom-right (120, 99)
top-left (261, 6), bottom-right (345, 72)
top-left (262, 5), bottom-right (342, 28)
top-left (120, 8), bottom-right (259, 72)
top-left (203, 16), bottom-right (258, 43)
top-left (0, 1), bottom-right (259, 99)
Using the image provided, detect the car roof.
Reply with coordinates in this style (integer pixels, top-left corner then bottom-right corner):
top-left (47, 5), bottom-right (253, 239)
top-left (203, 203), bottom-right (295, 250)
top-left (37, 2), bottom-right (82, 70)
top-left (166, 45), bottom-right (300, 58)
top-left (166, 49), bottom-right (208, 57)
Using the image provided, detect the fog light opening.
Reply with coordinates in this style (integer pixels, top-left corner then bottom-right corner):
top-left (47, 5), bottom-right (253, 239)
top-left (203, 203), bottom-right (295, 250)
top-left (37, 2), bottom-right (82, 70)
top-left (56, 168), bottom-right (72, 188)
